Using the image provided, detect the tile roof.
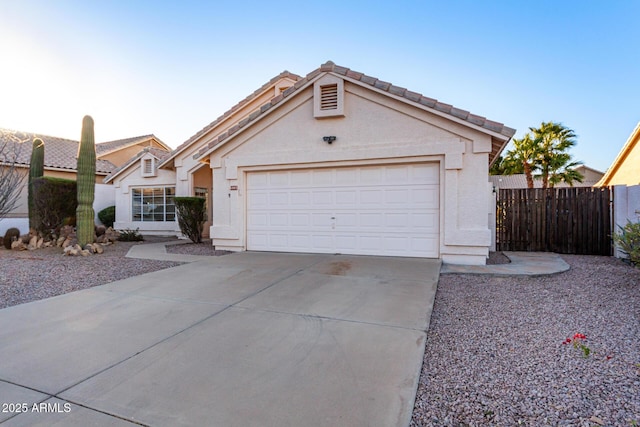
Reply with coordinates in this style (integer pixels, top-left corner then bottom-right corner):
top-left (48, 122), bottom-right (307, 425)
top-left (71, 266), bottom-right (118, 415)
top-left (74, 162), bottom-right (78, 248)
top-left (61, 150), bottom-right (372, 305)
top-left (96, 134), bottom-right (169, 156)
top-left (103, 146), bottom-right (173, 184)
top-left (159, 70), bottom-right (302, 168)
top-left (0, 128), bottom-right (116, 174)
top-left (192, 61), bottom-right (516, 162)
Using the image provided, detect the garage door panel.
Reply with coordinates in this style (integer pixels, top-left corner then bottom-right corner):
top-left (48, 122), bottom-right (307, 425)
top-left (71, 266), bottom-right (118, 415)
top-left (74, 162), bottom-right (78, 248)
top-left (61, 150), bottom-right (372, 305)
top-left (384, 189), bottom-right (410, 204)
top-left (312, 170), bottom-right (333, 185)
top-left (360, 189), bottom-right (383, 204)
top-left (247, 164), bottom-right (439, 258)
top-left (291, 213), bottom-right (310, 226)
top-left (312, 191), bottom-right (333, 205)
top-left (290, 191), bottom-right (311, 205)
top-left (385, 166), bottom-right (410, 183)
top-left (268, 172), bottom-right (289, 186)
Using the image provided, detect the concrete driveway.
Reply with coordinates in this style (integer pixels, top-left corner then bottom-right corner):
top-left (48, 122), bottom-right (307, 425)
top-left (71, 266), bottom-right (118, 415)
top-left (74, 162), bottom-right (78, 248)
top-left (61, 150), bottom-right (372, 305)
top-left (0, 252), bottom-right (440, 427)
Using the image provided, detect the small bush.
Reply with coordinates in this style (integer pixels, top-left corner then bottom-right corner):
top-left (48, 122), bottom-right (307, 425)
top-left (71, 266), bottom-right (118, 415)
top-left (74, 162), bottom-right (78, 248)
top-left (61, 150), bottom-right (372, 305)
top-left (174, 197), bottom-right (206, 243)
top-left (98, 205), bottom-right (115, 228)
top-left (3, 227), bottom-right (20, 249)
top-left (32, 177), bottom-right (77, 236)
top-left (118, 228), bottom-right (144, 242)
top-left (613, 220), bottom-right (640, 266)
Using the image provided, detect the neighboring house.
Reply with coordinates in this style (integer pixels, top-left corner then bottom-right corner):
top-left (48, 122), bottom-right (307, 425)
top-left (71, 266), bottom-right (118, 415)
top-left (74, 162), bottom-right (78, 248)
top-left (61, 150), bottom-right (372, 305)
top-left (0, 129), bottom-right (169, 234)
top-left (490, 165), bottom-right (604, 190)
top-left (112, 61), bottom-right (515, 265)
top-left (596, 122), bottom-right (640, 187)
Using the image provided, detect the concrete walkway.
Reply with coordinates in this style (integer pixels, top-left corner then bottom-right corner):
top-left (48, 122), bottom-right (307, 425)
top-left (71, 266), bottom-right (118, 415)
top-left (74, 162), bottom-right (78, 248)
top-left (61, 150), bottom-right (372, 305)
top-left (441, 251), bottom-right (570, 276)
top-left (125, 239), bottom-right (216, 263)
top-left (0, 251), bottom-right (440, 427)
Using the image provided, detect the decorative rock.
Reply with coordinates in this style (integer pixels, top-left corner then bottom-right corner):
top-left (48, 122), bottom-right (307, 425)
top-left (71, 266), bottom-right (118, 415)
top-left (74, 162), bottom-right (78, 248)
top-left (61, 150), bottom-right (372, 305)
top-left (62, 238), bottom-right (77, 249)
top-left (90, 243), bottom-right (104, 254)
top-left (57, 236), bottom-right (65, 247)
top-left (80, 249), bottom-right (91, 256)
top-left (43, 241), bottom-right (52, 248)
top-left (20, 234), bottom-right (30, 244)
top-left (11, 240), bottom-right (27, 251)
top-left (59, 225), bottom-right (75, 239)
top-left (63, 246), bottom-right (78, 256)
top-left (36, 238), bottom-right (44, 249)
top-left (28, 236), bottom-right (38, 250)
top-left (95, 225), bottom-right (106, 237)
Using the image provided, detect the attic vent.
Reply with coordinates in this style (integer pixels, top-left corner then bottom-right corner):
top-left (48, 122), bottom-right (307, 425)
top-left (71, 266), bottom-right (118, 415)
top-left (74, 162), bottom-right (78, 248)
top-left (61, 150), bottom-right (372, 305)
top-left (313, 75), bottom-right (344, 118)
top-left (320, 84), bottom-right (338, 110)
top-left (141, 157), bottom-right (156, 177)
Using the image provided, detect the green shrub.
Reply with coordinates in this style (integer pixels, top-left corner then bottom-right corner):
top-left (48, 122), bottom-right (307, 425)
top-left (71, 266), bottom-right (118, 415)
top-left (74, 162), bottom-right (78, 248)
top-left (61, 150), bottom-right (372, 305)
top-left (118, 228), bottom-right (144, 242)
top-left (98, 205), bottom-right (116, 228)
top-left (174, 197), bottom-right (206, 243)
top-left (613, 220), bottom-right (640, 266)
top-left (3, 227), bottom-right (20, 249)
top-left (32, 177), bottom-right (77, 236)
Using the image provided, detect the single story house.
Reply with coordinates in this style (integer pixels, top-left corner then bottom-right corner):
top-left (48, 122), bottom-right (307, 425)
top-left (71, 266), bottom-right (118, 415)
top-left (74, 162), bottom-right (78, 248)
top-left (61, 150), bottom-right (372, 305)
top-left (596, 122), bottom-right (640, 187)
top-left (109, 61), bottom-right (515, 265)
top-left (491, 165), bottom-right (604, 190)
top-left (0, 129), bottom-right (169, 234)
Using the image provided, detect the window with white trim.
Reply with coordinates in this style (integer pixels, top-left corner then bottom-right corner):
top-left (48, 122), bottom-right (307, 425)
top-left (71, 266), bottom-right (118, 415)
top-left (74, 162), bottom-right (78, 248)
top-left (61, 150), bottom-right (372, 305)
top-left (313, 75), bottom-right (344, 118)
top-left (141, 157), bottom-right (156, 177)
top-left (132, 187), bottom-right (175, 222)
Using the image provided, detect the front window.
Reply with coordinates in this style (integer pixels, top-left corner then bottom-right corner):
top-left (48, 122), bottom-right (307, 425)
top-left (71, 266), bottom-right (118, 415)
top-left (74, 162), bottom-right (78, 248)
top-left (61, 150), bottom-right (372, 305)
top-left (132, 187), bottom-right (175, 221)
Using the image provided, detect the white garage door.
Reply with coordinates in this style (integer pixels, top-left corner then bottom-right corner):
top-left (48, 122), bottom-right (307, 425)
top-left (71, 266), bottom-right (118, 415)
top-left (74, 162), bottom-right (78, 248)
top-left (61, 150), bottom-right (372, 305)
top-left (246, 164), bottom-right (439, 258)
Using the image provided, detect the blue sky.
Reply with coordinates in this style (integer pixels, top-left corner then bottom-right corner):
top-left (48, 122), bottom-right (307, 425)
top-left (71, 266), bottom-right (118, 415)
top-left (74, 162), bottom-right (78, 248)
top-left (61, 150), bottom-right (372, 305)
top-left (1, 0), bottom-right (638, 172)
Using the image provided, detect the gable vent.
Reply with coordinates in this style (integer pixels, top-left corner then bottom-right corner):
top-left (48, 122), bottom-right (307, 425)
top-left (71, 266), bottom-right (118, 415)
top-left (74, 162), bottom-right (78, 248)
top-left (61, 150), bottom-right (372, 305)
top-left (141, 157), bottom-right (156, 177)
top-left (313, 75), bottom-right (344, 118)
top-left (143, 158), bottom-right (153, 174)
top-left (320, 84), bottom-right (338, 110)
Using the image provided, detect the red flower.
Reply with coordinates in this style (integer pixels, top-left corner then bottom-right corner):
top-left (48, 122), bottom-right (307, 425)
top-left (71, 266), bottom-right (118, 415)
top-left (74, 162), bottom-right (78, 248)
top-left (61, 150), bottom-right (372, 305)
top-left (573, 333), bottom-right (586, 340)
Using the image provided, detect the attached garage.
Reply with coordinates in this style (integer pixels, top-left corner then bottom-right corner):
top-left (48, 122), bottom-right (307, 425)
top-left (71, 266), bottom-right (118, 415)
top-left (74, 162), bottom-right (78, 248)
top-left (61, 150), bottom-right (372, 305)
top-left (190, 61), bottom-right (514, 265)
top-left (246, 164), bottom-right (439, 257)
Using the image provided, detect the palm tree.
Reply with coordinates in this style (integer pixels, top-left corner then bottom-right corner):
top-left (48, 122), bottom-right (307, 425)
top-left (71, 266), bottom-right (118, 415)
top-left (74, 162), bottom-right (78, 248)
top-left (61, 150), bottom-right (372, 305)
top-left (546, 155), bottom-right (584, 188)
top-left (530, 122), bottom-right (582, 189)
top-left (502, 134), bottom-right (541, 188)
top-left (500, 121), bottom-right (584, 189)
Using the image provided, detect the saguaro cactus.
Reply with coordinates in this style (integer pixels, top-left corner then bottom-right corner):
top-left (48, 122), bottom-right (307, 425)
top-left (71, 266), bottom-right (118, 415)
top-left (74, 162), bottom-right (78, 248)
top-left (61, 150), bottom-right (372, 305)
top-left (76, 115), bottom-right (96, 247)
top-left (28, 138), bottom-right (45, 230)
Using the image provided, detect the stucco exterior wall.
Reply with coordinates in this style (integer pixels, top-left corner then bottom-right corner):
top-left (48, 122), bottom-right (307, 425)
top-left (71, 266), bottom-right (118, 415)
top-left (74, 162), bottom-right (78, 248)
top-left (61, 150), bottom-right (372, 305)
top-left (613, 184), bottom-right (640, 258)
top-left (606, 143), bottom-right (640, 186)
top-left (205, 82), bottom-right (494, 264)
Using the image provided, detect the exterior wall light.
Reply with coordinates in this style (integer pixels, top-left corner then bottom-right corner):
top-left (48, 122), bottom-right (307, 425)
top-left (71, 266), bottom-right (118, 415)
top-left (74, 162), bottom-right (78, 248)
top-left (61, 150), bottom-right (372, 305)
top-left (323, 136), bottom-right (336, 144)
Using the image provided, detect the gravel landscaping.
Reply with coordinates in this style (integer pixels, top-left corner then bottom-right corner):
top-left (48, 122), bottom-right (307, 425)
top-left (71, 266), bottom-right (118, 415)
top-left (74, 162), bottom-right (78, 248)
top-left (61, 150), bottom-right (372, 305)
top-left (0, 237), bottom-right (182, 309)
top-left (411, 255), bottom-right (640, 426)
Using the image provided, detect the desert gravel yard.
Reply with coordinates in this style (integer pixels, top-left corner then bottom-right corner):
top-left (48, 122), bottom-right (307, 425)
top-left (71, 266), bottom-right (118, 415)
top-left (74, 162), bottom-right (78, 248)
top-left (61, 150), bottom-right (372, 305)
top-left (0, 238), bottom-right (181, 309)
top-left (411, 255), bottom-right (640, 427)
top-left (1, 241), bottom-right (638, 426)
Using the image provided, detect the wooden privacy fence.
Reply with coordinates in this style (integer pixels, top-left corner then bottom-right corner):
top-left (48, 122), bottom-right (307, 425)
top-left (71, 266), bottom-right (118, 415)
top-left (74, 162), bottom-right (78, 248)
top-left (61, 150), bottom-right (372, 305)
top-left (496, 187), bottom-right (612, 255)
